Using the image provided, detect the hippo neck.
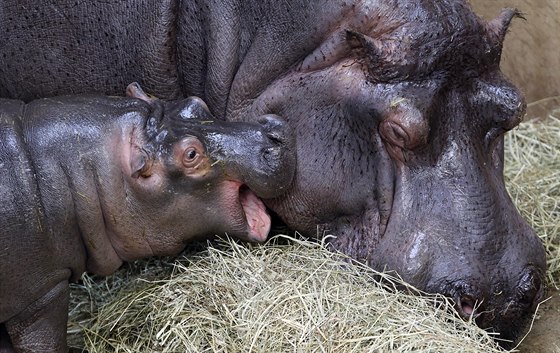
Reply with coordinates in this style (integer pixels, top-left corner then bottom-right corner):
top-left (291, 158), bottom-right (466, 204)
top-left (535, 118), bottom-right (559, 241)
top-left (180, 0), bottom-right (336, 119)
top-left (77, 114), bottom-right (155, 276)
top-left (178, 0), bottom-right (249, 118)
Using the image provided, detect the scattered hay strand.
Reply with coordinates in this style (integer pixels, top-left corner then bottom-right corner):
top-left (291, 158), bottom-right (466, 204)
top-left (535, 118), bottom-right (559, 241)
top-left (67, 104), bottom-right (559, 352)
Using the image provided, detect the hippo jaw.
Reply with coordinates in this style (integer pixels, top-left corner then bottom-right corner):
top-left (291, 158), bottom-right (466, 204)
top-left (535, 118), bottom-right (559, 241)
top-left (239, 185), bottom-right (271, 242)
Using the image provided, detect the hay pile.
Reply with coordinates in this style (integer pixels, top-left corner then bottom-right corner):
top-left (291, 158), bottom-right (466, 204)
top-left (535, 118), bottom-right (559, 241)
top-left (69, 237), bottom-right (505, 353)
top-left (67, 108), bottom-right (559, 353)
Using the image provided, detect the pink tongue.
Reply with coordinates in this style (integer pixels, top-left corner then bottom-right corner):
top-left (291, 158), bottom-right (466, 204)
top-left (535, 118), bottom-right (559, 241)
top-left (239, 189), bottom-right (271, 242)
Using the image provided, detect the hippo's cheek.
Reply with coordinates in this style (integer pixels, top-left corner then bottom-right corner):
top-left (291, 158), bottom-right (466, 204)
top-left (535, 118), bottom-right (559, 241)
top-left (401, 231), bottom-right (433, 278)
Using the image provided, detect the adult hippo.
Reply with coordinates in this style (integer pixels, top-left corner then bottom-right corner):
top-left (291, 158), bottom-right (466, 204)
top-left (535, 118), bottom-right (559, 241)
top-left (0, 83), bottom-right (295, 352)
top-left (0, 0), bottom-right (546, 346)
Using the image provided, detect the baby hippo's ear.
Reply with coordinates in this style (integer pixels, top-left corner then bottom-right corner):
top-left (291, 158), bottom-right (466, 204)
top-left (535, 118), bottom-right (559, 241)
top-left (126, 82), bottom-right (159, 103)
top-left (130, 147), bottom-right (154, 178)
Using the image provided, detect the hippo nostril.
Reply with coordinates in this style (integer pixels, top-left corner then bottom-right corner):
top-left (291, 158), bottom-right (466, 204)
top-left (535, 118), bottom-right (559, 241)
top-left (261, 147), bottom-right (280, 163)
top-left (449, 282), bottom-right (484, 319)
top-left (257, 114), bottom-right (288, 143)
top-left (257, 114), bottom-right (284, 128)
top-left (516, 267), bottom-right (544, 307)
top-left (265, 130), bottom-right (284, 144)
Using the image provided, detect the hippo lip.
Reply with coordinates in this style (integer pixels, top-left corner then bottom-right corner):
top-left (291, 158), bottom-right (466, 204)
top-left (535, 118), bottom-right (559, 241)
top-left (238, 185), bottom-right (271, 242)
top-left (218, 180), bottom-right (271, 242)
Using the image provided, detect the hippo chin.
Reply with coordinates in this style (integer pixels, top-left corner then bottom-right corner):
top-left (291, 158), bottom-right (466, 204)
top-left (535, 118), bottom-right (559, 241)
top-left (0, 84), bottom-right (295, 352)
top-left (0, 0), bottom-right (547, 345)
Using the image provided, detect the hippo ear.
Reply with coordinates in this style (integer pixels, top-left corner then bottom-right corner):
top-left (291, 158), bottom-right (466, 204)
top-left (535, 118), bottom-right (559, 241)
top-left (487, 8), bottom-right (524, 46)
top-left (299, 31), bottom-right (353, 72)
top-left (126, 82), bottom-right (159, 103)
top-left (175, 96), bottom-right (214, 121)
top-left (130, 147), bottom-right (154, 178)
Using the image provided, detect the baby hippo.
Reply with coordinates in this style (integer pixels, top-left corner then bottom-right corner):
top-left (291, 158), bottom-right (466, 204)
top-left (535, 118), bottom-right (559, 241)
top-left (0, 83), bottom-right (295, 352)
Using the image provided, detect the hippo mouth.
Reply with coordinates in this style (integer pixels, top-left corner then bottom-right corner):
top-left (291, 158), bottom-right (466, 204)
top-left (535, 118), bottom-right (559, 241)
top-left (239, 185), bottom-right (271, 241)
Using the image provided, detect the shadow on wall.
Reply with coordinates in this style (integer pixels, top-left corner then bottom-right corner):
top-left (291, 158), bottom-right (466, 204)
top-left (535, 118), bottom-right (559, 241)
top-left (468, 0), bottom-right (559, 114)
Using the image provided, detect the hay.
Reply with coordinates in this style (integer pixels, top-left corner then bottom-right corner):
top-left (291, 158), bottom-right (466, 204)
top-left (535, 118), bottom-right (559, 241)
top-left (69, 237), bottom-right (505, 353)
top-left (67, 106), bottom-right (559, 352)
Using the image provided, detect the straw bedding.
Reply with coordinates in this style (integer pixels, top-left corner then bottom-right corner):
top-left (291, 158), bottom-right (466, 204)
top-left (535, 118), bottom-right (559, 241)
top-left (67, 104), bottom-right (559, 353)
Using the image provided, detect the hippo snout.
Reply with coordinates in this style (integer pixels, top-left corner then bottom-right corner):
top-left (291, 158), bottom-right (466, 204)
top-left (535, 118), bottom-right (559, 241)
top-left (433, 265), bottom-right (545, 347)
top-left (248, 114), bottom-right (296, 199)
top-left (196, 112), bottom-right (296, 201)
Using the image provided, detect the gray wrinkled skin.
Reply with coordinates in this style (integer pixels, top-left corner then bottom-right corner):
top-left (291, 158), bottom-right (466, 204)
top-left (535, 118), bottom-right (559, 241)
top-left (0, 92), bottom-right (295, 352)
top-left (0, 0), bottom-right (546, 347)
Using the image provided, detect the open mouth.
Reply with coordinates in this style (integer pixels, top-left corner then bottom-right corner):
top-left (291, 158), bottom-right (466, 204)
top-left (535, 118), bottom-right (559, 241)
top-left (457, 295), bottom-right (476, 318)
top-left (238, 185), bottom-right (271, 242)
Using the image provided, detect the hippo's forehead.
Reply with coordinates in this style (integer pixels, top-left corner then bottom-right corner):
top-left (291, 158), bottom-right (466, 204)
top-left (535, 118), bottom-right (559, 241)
top-left (347, 0), bottom-right (500, 82)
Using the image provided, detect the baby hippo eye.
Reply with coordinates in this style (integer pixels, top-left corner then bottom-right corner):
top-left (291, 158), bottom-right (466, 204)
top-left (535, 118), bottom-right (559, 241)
top-left (183, 147), bottom-right (202, 168)
top-left (175, 136), bottom-right (207, 174)
top-left (185, 148), bottom-right (198, 161)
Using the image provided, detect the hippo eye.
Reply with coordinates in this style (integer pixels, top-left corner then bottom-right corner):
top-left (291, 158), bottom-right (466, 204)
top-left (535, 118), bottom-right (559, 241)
top-left (177, 137), bottom-right (207, 172)
top-left (182, 145), bottom-right (204, 169)
top-left (183, 147), bottom-right (199, 165)
top-left (186, 148), bottom-right (198, 160)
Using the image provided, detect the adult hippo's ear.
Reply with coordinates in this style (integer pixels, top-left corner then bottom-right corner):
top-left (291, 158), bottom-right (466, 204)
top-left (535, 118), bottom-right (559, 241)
top-left (486, 8), bottom-right (524, 47)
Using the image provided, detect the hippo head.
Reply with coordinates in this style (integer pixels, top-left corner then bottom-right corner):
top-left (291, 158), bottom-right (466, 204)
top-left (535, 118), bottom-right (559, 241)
top-left (113, 83), bottom-right (295, 259)
top-left (223, 1), bottom-right (546, 345)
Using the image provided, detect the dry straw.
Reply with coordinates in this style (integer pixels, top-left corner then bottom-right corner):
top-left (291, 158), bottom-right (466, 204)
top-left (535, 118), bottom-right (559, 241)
top-left (67, 105), bottom-right (559, 353)
top-left (69, 238), bottom-right (506, 353)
